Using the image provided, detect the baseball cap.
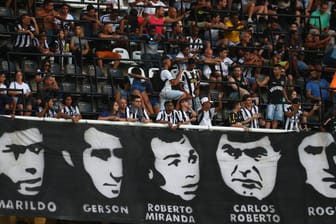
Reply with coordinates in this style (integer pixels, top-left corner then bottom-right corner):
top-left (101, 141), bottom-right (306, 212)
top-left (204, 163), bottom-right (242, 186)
top-left (201, 97), bottom-right (210, 105)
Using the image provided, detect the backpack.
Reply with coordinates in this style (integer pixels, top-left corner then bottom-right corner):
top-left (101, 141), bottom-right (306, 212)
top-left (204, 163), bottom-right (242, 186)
top-left (150, 70), bottom-right (167, 92)
top-left (197, 109), bottom-right (212, 125)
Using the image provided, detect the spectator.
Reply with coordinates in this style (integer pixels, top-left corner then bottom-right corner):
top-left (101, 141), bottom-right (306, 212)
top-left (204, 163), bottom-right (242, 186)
top-left (36, 73), bottom-right (60, 108)
top-left (309, 2), bottom-right (333, 35)
top-left (35, 59), bottom-right (52, 91)
top-left (242, 0), bottom-right (268, 23)
top-left (167, 21), bottom-right (187, 57)
top-left (95, 23), bottom-right (124, 72)
top-left (223, 13), bottom-right (245, 46)
top-left (0, 72), bottom-right (7, 94)
top-left (320, 107), bottom-right (336, 134)
top-left (155, 100), bottom-right (181, 129)
top-left (304, 30), bottom-right (332, 67)
top-left (35, 0), bottom-right (58, 42)
top-left (117, 98), bottom-right (129, 120)
top-left (80, 3), bottom-right (103, 39)
top-left (129, 67), bottom-right (154, 115)
top-left (240, 94), bottom-right (265, 128)
top-left (186, 25), bottom-right (204, 56)
top-left (37, 97), bottom-right (59, 118)
top-left (197, 94), bottom-right (222, 126)
top-left (228, 65), bottom-right (251, 99)
top-left (284, 97), bottom-right (320, 131)
top-left (276, 0), bottom-right (297, 30)
top-left (217, 47), bottom-right (235, 80)
top-left (8, 70), bottom-right (34, 116)
top-left (140, 6), bottom-right (165, 35)
top-left (119, 8), bottom-right (142, 37)
top-left (305, 69), bottom-right (330, 105)
top-left (36, 31), bottom-right (54, 60)
top-left (0, 93), bottom-right (16, 117)
top-left (100, 9), bottom-right (122, 31)
top-left (141, 25), bottom-right (162, 70)
top-left (58, 94), bottom-right (81, 123)
top-left (174, 45), bottom-right (193, 69)
top-left (13, 14), bottom-right (40, 63)
top-left (178, 98), bottom-right (197, 125)
top-left (256, 64), bottom-right (289, 129)
top-left (200, 47), bottom-right (222, 91)
top-left (140, 6), bottom-right (186, 35)
top-left (228, 100), bottom-right (248, 130)
top-left (98, 100), bottom-right (125, 121)
top-left (179, 58), bottom-right (201, 111)
top-left (0, 73), bottom-right (16, 117)
top-left (52, 29), bottom-right (72, 71)
top-left (127, 95), bottom-right (152, 122)
top-left (54, 3), bottom-right (75, 36)
top-left (203, 12), bottom-right (227, 47)
top-left (115, 76), bottom-right (132, 102)
top-left (159, 56), bottom-right (188, 110)
top-left (70, 24), bottom-right (91, 70)
top-left (188, 0), bottom-right (212, 26)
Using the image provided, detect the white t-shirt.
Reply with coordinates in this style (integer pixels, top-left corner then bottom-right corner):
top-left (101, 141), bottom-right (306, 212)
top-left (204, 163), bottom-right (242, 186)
top-left (160, 69), bottom-right (174, 91)
top-left (9, 81), bottom-right (31, 101)
top-left (198, 108), bottom-right (216, 126)
top-left (9, 81), bottom-right (31, 94)
top-left (216, 57), bottom-right (234, 77)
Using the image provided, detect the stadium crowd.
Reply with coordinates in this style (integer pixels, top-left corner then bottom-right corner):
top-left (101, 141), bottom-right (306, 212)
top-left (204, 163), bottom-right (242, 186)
top-left (0, 0), bottom-right (335, 133)
top-left (0, 0), bottom-right (336, 223)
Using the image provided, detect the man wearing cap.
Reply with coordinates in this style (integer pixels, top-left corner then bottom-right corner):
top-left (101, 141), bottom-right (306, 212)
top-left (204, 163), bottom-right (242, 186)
top-left (197, 94), bottom-right (222, 126)
top-left (284, 97), bottom-right (320, 131)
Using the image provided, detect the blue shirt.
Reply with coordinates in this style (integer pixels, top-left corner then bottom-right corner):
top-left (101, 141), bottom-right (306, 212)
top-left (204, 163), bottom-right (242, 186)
top-left (306, 79), bottom-right (330, 101)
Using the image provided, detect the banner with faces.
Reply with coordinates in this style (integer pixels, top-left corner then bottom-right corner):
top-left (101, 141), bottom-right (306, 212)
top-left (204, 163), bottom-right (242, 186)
top-left (0, 117), bottom-right (335, 224)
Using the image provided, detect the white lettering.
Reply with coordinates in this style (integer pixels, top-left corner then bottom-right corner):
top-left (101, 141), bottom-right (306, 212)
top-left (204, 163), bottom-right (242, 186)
top-left (83, 204), bottom-right (128, 214)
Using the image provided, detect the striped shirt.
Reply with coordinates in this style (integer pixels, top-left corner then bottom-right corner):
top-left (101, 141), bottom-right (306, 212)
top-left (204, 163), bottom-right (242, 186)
top-left (61, 105), bottom-right (81, 117)
top-left (284, 105), bottom-right (303, 131)
top-left (37, 107), bottom-right (58, 118)
top-left (14, 23), bottom-right (37, 48)
top-left (127, 106), bottom-right (150, 122)
top-left (180, 69), bottom-right (200, 97)
top-left (178, 109), bottom-right (193, 124)
top-left (240, 105), bottom-right (260, 128)
top-left (156, 110), bottom-right (181, 124)
top-left (186, 36), bottom-right (203, 54)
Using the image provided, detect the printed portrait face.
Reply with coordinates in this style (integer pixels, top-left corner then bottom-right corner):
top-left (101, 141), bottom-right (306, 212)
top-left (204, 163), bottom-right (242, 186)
top-left (216, 134), bottom-right (281, 200)
top-left (298, 133), bottom-right (336, 198)
top-left (83, 127), bottom-right (123, 199)
top-left (0, 128), bottom-right (44, 196)
top-left (150, 135), bottom-right (200, 201)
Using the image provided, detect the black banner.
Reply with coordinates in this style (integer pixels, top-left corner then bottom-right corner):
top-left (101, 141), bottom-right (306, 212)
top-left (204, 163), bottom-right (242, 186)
top-left (0, 117), bottom-right (335, 224)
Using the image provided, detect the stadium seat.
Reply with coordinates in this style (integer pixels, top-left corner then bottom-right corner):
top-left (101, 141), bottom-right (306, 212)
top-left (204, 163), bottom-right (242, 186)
top-left (132, 50), bottom-right (142, 65)
top-left (61, 82), bottom-right (76, 93)
top-left (148, 67), bottom-right (160, 78)
top-left (112, 47), bottom-right (134, 64)
top-left (22, 60), bottom-right (38, 73)
top-left (78, 101), bottom-right (93, 113)
top-left (127, 66), bottom-right (146, 85)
